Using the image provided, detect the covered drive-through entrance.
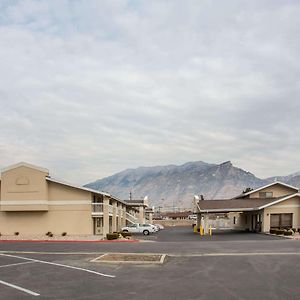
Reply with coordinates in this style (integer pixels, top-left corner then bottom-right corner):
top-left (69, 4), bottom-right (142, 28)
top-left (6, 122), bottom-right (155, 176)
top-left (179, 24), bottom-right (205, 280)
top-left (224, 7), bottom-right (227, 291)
top-left (193, 197), bottom-right (286, 234)
top-left (193, 181), bottom-right (300, 234)
top-left (195, 210), bottom-right (264, 235)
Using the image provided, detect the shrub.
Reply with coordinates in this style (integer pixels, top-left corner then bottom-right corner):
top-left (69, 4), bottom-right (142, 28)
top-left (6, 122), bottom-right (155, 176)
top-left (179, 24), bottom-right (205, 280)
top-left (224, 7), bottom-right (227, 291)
top-left (284, 230), bottom-right (293, 236)
top-left (62, 232), bottom-right (67, 236)
top-left (298, 228), bottom-right (300, 233)
top-left (48, 233), bottom-right (53, 237)
top-left (106, 233), bottom-right (119, 240)
top-left (276, 229), bottom-right (284, 235)
top-left (14, 232), bottom-right (19, 236)
top-left (291, 228), bottom-right (296, 233)
top-left (46, 231), bottom-right (51, 236)
top-left (120, 231), bottom-right (131, 238)
top-left (270, 228), bottom-right (277, 234)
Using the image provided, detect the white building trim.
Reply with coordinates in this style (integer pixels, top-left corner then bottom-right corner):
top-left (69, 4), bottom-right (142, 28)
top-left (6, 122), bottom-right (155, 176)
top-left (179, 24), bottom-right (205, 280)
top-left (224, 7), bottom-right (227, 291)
top-left (0, 200), bottom-right (91, 205)
top-left (46, 178), bottom-right (128, 206)
top-left (1, 162), bottom-right (49, 174)
top-left (258, 193), bottom-right (300, 209)
top-left (234, 181), bottom-right (299, 198)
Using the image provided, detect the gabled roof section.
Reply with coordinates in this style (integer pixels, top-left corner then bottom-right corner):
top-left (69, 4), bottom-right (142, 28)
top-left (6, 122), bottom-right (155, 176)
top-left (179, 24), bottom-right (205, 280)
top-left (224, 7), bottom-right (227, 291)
top-left (1, 162), bottom-right (49, 174)
top-left (46, 177), bottom-right (128, 205)
top-left (196, 192), bottom-right (300, 213)
top-left (46, 177), bottom-right (110, 196)
top-left (197, 198), bottom-right (281, 213)
top-left (258, 193), bottom-right (300, 209)
top-left (234, 181), bottom-right (299, 199)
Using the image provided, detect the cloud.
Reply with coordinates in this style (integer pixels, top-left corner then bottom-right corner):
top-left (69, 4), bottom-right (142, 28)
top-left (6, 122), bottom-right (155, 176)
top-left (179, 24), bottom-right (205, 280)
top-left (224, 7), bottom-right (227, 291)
top-left (0, 0), bottom-right (300, 183)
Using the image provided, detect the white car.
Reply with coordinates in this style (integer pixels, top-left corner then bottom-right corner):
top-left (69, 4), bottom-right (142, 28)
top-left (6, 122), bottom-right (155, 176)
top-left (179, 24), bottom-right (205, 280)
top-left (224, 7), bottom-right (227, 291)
top-left (188, 214), bottom-right (197, 220)
top-left (122, 223), bottom-right (157, 235)
top-left (154, 224), bottom-right (164, 230)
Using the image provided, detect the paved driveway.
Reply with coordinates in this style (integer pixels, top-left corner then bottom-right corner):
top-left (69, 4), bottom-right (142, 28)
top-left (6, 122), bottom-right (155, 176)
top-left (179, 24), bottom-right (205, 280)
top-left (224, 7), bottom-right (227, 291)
top-left (0, 226), bottom-right (299, 299)
top-left (138, 226), bottom-right (284, 242)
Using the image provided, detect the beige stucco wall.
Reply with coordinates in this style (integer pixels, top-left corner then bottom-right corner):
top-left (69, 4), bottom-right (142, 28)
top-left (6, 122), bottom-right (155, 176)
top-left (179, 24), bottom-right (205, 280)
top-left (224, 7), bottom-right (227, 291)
top-left (0, 181), bottom-right (94, 235)
top-left (1, 166), bottom-right (48, 201)
top-left (0, 165), bottom-right (94, 235)
top-left (262, 196), bottom-right (300, 232)
top-left (0, 166), bottom-right (49, 211)
top-left (250, 185), bottom-right (296, 198)
top-left (237, 211), bottom-right (257, 231)
top-left (0, 163), bottom-right (147, 236)
top-left (48, 181), bottom-right (92, 201)
top-left (0, 210), bottom-right (92, 235)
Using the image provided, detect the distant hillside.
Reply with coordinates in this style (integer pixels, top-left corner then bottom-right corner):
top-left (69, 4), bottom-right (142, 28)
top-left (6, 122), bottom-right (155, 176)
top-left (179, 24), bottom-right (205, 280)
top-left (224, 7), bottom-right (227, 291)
top-left (266, 171), bottom-right (300, 188)
top-left (85, 160), bottom-right (290, 208)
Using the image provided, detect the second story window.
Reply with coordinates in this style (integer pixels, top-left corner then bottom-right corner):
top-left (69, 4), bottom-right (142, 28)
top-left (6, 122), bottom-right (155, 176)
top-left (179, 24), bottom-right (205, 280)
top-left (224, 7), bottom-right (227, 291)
top-left (259, 192), bottom-right (273, 198)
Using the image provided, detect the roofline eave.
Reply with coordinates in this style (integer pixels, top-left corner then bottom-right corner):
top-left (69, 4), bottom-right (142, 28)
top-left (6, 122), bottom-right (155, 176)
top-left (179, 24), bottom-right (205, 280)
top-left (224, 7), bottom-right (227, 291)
top-left (234, 181), bottom-right (299, 199)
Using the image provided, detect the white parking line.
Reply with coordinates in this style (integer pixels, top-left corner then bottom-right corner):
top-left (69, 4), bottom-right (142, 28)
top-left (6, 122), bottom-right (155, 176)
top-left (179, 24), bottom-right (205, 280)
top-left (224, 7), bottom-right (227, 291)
top-left (169, 252), bottom-right (300, 257)
top-left (90, 254), bottom-right (106, 262)
top-left (0, 253), bottom-right (115, 278)
top-left (0, 261), bottom-right (36, 268)
top-left (0, 251), bottom-right (102, 255)
top-left (0, 279), bottom-right (40, 296)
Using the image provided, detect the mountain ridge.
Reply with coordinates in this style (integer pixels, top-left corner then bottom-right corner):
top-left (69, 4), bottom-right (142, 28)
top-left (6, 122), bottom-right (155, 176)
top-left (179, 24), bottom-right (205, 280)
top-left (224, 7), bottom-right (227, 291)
top-left (85, 161), bottom-right (300, 207)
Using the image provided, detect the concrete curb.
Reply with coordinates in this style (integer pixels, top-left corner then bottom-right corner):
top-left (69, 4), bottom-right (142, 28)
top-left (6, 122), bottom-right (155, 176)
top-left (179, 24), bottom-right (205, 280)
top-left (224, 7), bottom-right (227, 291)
top-left (91, 252), bottom-right (166, 264)
top-left (263, 232), bottom-right (296, 239)
top-left (0, 239), bottom-right (139, 243)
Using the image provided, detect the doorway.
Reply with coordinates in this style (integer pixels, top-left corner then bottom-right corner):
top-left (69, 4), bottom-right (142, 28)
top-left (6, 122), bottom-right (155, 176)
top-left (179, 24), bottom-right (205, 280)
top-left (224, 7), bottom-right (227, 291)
top-left (94, 217), bottom-right (103, 235)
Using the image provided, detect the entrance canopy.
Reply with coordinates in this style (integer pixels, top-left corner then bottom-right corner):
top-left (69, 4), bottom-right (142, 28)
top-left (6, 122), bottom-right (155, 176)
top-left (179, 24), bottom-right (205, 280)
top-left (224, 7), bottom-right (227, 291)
top-left (196, 198), bottom-right (281, 213)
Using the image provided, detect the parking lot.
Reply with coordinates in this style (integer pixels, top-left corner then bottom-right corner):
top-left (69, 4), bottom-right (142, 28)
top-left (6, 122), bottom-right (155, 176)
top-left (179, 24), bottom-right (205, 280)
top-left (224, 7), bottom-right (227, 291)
top-left (0, 227), bottom-right (299, 299)
top-left (137, 225), bottom-right (285, 242)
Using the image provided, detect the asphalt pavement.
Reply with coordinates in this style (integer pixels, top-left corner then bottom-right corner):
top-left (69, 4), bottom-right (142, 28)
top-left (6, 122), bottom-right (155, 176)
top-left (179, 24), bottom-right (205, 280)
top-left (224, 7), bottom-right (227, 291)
top-left (0, 227), bottom-right (299, 299)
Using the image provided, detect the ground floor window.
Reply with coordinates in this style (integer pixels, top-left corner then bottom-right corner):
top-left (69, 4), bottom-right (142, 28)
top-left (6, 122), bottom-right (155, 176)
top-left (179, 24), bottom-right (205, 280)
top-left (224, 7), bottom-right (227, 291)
top-left (270, 213), bottom-right (293, 229)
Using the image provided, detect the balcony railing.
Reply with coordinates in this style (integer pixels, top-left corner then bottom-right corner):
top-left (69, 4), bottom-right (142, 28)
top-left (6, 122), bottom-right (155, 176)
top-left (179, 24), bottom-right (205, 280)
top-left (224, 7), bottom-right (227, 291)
top-left (126, 212), bottom-right (138, 224)
top-left (92, 203), bottom-right (103, 213)
top-left (92, 204), bottom-right (138, 222)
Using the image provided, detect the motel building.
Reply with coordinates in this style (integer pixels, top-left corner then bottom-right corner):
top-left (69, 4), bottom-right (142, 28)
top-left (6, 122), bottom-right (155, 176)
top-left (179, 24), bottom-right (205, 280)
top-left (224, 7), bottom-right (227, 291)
top-left (0, 162), bottom-right (153, 237)
top-left (194, 181), bottom-right (300, 234)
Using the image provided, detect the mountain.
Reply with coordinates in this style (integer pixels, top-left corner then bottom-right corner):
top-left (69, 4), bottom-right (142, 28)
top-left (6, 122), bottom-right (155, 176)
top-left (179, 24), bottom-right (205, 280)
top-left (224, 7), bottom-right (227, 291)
top-left (85, 161), bottom-right (273, 208)
top-left (266, 171), bottom-right (300, 187)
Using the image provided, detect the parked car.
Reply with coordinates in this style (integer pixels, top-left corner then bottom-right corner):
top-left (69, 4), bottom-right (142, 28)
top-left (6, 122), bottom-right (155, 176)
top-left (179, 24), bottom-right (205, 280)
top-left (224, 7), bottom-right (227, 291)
top-left (154, 224), bottom-right (164, 230)
top-left (188, 214), bottom-right (197, 220)
top-left (122, 223), bottom-right (157, 235)
top-left (150, 224), bottom-right (159, 232)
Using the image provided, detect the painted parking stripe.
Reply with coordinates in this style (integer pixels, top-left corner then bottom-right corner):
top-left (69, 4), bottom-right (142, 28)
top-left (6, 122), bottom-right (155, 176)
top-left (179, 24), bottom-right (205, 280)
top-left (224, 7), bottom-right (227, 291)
top-left (0, 279), bottom-right (40, 296)
top-left (169, 252), bottom-right (300, 257)
top-left (0, 261), bottom-right (36, 268)
top-left (0, 253), bottom-right (115, 278)
top-left (0, 251), bottom-right (103, 255)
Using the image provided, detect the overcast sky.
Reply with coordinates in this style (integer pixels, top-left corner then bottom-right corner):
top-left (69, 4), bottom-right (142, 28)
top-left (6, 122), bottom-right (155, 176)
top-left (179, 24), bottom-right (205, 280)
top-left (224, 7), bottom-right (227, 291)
top-left (0, 0), bottom-right (299, 184)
